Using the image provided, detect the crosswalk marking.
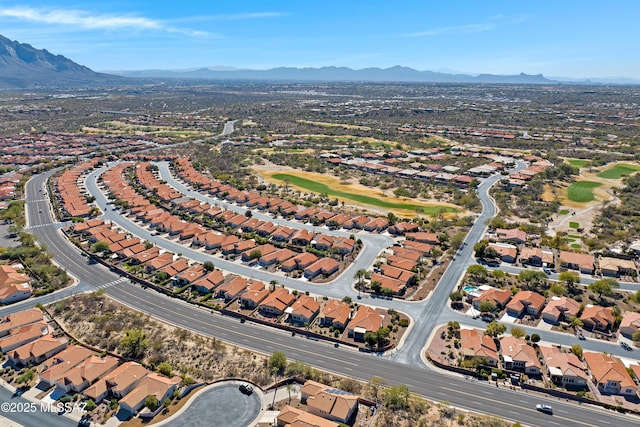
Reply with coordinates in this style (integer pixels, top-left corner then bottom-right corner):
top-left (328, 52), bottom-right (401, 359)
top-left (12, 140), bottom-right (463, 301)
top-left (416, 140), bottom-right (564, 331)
top-left (24, 221), bottom-right (71, 230)
top-left (27, 198), bottom-right (48, 203)
top-left (93, 277), bottom-right (129, 290)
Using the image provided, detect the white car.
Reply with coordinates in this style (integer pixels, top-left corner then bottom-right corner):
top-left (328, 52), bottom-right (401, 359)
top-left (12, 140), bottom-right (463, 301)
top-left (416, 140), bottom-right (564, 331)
top-left (536, 404), bottom-right (553, 414)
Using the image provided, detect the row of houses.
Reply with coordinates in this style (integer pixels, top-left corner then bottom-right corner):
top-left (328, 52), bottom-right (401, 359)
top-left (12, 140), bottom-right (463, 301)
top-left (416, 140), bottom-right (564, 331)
top-left (69, 221), bottom-right (389, 341)
top-left (368, 244), bottom-right (429, 295)
top-left (173, 157), bottom-right (394, 233)
top-left (97, 163), bottom-right (350, 280)
top-left (467, 286), bottom-right (628, 334)
top-left (459, 328), bottom-right (638, 396)
top-left (55, 160), bottom-right (100, 218)
top-left (0, 308), bottom-right (180, 414)
top-left (484, 233), bottom-right (638, 277)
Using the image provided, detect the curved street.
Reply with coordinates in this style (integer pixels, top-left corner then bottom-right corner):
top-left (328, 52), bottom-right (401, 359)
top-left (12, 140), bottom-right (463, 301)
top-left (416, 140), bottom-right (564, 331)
top-left (0, 166), bottom-right (637, 426)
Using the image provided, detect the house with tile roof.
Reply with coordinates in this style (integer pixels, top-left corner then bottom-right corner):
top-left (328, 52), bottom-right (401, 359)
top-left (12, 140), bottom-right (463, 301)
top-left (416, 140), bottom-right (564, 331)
top-left (281, 252), bottom-right (318, 273)
top-left (319, 300), bottom-right (351, 330)
top-left (288, 295), bottom-right (320, 325)
top-left (0, 321), bottom-right (50, 353)
top-left (39, 346), bottom-right (95, 388)
top-left (619, 311), bottom-right (640, 339)
top-left (55, 355), bottom-right (120, 393)
top-left (8, 335), bottom-right (67, 366)
top-left (583, 352), bottom-right (637, 395)
top-left (540, 346), bottom-right (588, 389)
top-left (0, 308), bottom-right (43, 338)
top-left (301, 380), bottom-right (359, 424)
top-left (541, 296), bottom-right (580, 325)
top-left (304, 258), bottom-right (339, 279)
top-left (118, 373), bottom-right (181, 414)
top-left (277, 405), bottom-right (339, 427)
top-left (259, 288), bottom-right (296, 317)
top-left (83, 361), bottom-right (149, 402)
top-left (459, 329), bottom-right (498, 367)
top-left (487, 242), bottom-right (518, 263)
top-left (0, 264), bottom-right (32, 304)
top-left (347, 306), bottom-right (384, 341)
top-left (505, 291), bottom-right (546, 318)
top-left (471, 287), bottom-right (511, 311)
top-left (499, 336), bottom-right (541, 375)
top-left (559, 251), bottom-right (595, 275)
top-left (580, 305), bottom-right (615, 332)
top-left (191, 270), bottom-right (225, 294)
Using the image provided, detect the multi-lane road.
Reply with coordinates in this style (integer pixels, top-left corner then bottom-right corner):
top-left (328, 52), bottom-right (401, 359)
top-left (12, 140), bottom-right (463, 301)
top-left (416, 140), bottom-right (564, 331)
top-left (0, 166), bottom-right (638, 426)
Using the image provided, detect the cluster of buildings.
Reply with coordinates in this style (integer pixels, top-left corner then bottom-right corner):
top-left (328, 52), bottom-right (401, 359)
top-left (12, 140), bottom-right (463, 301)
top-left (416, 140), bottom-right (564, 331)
top-left (457, 328), bottom-right (639, 397)
top-left (69, 219), bottom-right (392, 343)
top-left (466, 283), bottom-right (640, 339)
top-left (0, 132), bottom-right (160, 168)
top-left (175, 157), bottom-right (397, 233)
top-left (483, 228), bottom-right (639, 278)
top-left (0, 308), bottom-right (180, 415)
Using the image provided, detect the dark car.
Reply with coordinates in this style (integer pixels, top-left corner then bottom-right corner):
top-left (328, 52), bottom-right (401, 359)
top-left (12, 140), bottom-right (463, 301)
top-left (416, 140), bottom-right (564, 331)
top-left (536, 404), bottom-right (553, 414)
top-left (239, 383), bottom-right (254, 395)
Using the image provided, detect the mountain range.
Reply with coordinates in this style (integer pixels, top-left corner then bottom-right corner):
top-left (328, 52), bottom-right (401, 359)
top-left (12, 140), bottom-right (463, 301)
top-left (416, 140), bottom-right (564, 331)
top-left (112, 65), bottom-right (556, 84)
top-left (0, 34), bottom-right (118, 89)
top-left (2, 33), bottom-right (638, 88)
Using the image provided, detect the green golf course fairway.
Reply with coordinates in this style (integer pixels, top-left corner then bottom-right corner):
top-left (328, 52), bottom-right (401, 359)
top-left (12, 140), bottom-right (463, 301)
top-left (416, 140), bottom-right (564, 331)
top-left (271, 173), bottom-right (458, 214)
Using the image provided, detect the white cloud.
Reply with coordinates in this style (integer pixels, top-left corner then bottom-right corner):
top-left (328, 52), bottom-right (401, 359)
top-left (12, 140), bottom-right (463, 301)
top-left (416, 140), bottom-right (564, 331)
top-left (406, 23), bottom-right (494, 37)
top-left (0, 6), bottom-right (211, 37)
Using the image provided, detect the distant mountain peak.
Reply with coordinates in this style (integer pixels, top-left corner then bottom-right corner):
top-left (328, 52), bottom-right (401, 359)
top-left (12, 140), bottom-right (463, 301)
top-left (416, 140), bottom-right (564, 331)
top-left (0, 33), bottom-right (118, 89)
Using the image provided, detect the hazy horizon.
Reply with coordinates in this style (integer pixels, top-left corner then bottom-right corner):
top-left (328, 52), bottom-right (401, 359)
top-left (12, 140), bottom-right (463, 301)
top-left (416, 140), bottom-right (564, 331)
top-left (1, 0), bottom-right (638, 80)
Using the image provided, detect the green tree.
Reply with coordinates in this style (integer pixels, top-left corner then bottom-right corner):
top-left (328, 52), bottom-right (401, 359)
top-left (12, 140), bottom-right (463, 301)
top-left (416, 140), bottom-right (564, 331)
top-left (157, 362), bottom-right (173, 377)
top-left (370, 280), bottom-right (382, 293)
top-left (570, 344), bottom-right (583, 358)
top-left (478, 300), bottom-right (496, 313)
top-left (119, 328), bottom-right (148, 359)
top-left (466, 264), bottom-right (488, 279)
top-left (354, 268), bottom-right (369, 288)
top-left (518, 270), bottom-right (548, 290)
top-left (530, 333), bottom-right (541, 343)
top-left (559, 271), bottom-right (580, 289)
top-left (84, 399), bottom-right (97, 411)
top-left (632, 330), bottom-right (640, 342)
top-left (384, 384), bottom-right (410, 410)
top-left (269, 351), bottom-right (287, 374)
top-left (549, 283), bottom-right (567, 296)
top-left (485, 321), bottom-right (506, 338)
top-left (203, 261), bottom-right (215, 272)
top-left (144, 395), bottom-right (159, 410)
top-left (91, 241), bottom-right (110, 254)
top-left (569, 316), bottom-right (584, 330)
top-left (510, 327), bottom-right (526, 338)
top-left (473, 240), bottom-right (489, 258)
top-left (588, 278), bottom-right (619, 299)
top-left (248, 249), bottom-right (262, 260)
top-left (449, 291), bottom-right (463, 307)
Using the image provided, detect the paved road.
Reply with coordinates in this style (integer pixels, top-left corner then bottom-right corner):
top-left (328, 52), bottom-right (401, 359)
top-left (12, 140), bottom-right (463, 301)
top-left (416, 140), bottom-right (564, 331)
top-left (221, 120), bottom-right (237, 136)
top-left (2, 169), bottom-right (638, 426)
top-left (0, 386), bottom-right (78, 427)
top-left (162, 383), bottom-right (260, 427)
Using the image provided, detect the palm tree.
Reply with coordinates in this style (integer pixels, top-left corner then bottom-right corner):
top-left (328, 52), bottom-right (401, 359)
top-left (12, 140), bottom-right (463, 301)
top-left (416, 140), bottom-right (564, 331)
top-left (354, 268), bottom-right (369, 297)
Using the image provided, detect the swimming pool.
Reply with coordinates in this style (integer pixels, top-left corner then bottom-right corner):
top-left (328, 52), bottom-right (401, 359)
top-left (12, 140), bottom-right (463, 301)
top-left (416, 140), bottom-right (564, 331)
top-left (463, 285), bottom-right (478, 293)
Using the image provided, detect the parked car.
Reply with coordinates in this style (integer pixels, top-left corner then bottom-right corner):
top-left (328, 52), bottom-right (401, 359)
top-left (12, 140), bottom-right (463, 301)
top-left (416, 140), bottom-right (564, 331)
top-left (621, 342), bottom-right (632, 351)
top-left (536, 404), bottom-right (553, 414)
top-left (239, 383), bottom-right (254, 395)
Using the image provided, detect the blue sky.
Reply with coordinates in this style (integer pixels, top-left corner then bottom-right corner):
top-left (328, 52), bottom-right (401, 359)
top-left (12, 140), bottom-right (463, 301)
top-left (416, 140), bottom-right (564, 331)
top-left (0, 0), bottom-right (638, 78)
